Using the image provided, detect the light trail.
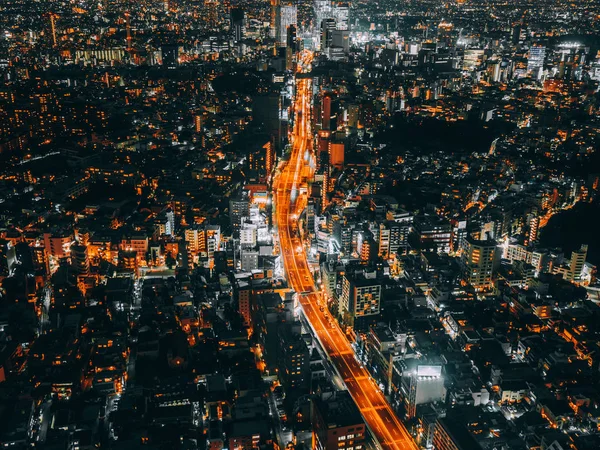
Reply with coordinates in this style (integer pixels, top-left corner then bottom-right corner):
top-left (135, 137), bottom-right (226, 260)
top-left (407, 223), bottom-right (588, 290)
top-left (272, 53), bottom-right (418, 450)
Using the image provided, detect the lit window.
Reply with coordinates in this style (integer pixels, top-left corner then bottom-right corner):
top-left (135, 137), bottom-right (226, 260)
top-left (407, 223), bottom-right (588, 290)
top-left (338, 436), bottom-right (346, 441)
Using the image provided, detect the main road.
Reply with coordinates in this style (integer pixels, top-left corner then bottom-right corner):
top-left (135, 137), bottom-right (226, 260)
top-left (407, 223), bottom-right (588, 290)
top-left (272, 56), bottom-right (417, 450)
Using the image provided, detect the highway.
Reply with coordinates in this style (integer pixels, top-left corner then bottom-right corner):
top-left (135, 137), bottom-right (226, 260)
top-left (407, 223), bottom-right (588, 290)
top-left (272, 54), bottom-right (418, 450)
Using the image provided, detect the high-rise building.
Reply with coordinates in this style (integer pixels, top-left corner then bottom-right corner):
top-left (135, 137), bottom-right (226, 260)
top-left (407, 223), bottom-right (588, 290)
top-left (278, 325), bottom-right (310, 392)
top-left (276, 3), bottom-right (297, 47)
top-left (328, 141), bottom-right (344, 169)
top-left (185, 226), bottom-right (207, 254)
top-left (527, 45), bottom-right (546, 77)
top-left (229, 193), bottom-right (250, 238)
top-left (461, 236), bottom-right (497, 292)
top-left (378, 223), bottom-right (391, 257)
top-left (240, 249), bottom-right (259, 271)
top-left (414, 216), bottom-right (452, 254)
top-left (357, 232), bottom-right (376, 264)
top-left (161, 44), bottom-right (180, 69)
top-left (230, 7), bottom-right (245, 41)
top-left (384, 220), bottom-right (409, 256)
top-left (314, 0), bottom-right (333, 46)
top-left (566, 244), bottom-right (587, 282)
top-left (71, 244), bottom-right (90, 276)
top-left (320, 18), bottom-right (337, 52)
top-left (312, 391), bottom-right (366, 450)
top-left (401, 364), bottom-right (445, 418)
top-left (248, 141), bottom-right (276, 183)
top-left (321, 92), bottom-right (337, 131)
top-left (237, 286), bottom-right (252, 328)
top-left (339, 272), bottom-right (381, 330)
top-left (332, 2), bottom-right (350, 30)
top-left (286, 24), bottom-right (298, 53)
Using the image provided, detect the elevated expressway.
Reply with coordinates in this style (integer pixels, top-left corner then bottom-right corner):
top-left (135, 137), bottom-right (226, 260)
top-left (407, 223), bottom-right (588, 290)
top-left (272, 64), bottom-right (418, 450)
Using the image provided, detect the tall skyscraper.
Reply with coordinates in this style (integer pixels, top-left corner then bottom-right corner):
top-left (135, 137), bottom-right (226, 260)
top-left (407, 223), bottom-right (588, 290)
top-left (332, 2), bottom-right (350, 30)
top-left (320, 18), bottom-right (337, 52)
top-left (276, 3), bottom-right (297, 47)
top-left (461, 236), bottom-right (497, 292)
top-left (230, 7), bottom-right (245, 42)
top-left (270, 0), bottom-right (280, 38)
top-left (527, 45), bottom-right (546, 78)
top-left (314, 0), bottom-right (333, 46)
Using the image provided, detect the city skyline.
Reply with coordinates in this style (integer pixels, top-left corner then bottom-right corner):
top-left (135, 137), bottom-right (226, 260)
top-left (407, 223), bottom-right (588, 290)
top-left (0, 1), bottom-right (600, 450)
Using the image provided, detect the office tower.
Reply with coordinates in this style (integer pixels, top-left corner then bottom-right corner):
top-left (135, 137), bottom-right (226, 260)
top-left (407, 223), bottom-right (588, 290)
top-left (487, 59), bottom-right (501, 83)
top-left (286, 24), bottom-right (298, 52)
top-left (511, 24), bottom-right (523, 44)
top-left (311, 391), bottom-right (366, 450)
top-left (527, 45), bottom-right (546, 77)
top-left (276, 3), bottom-right (297, 47)
top-left (314, 0), bottom-right (333, 46)
top-left (402, 364), bottom-right (445, 418)
top-left (240, 222), bottom-right (257, 248)
top-left (339, 273), bottom-right (381, 330)
top-left (320, 18), bottom-right (336, 52)
top-left (330, 29), bottom-right (350, 55)
top-left (386, 220), bottom-right (409, 256)
top-left (332, 2), bottom-right (350, 30)
top-left (229, 193), bottom-right (250, 238)
top-left (230, 7), bottom-right (245, 41)
top-left (567, 244), bottom-right (587, 282)
top-left (161, 44), bottom-right (179, 69)
top-left (414, 216), bottom-right (452, 254)
top-left (461, 236), bottom-right (497, 292)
